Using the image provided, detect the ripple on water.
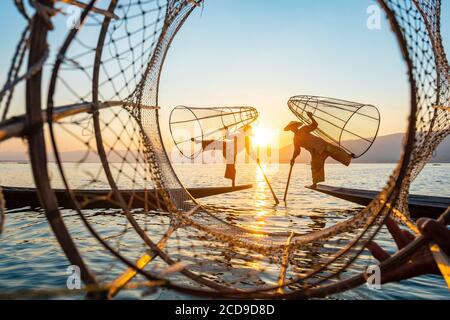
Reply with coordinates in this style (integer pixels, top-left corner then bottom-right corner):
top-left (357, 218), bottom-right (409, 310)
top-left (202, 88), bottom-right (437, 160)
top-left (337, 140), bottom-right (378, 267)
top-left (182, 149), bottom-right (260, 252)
top-left (0, 163), bottom-right (449, 299)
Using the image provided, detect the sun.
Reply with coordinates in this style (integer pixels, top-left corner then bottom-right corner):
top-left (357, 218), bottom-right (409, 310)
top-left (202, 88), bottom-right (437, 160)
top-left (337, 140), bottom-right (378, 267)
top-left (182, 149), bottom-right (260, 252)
top-left (251, 125), bottom-right (275, 147)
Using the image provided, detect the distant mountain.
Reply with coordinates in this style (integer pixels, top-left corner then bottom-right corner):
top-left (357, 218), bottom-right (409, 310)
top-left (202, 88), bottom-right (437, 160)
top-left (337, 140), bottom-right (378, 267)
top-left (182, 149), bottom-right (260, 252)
top-left (278, 133), bottom-right (450, 163)
top-left (1, 133), bottom-right (449, 163)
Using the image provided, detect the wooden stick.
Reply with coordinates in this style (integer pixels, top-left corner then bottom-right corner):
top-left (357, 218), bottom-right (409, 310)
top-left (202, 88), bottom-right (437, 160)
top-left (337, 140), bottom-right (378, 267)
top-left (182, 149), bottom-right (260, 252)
top-left (107, 226), bottom-right (175, 298)
top-left (256, 159), bottom-right (279, 205)
top-left (59, 0), bottom-right (119, 19)
top-left (434, 105), bottom-right (450, 111)
top-left (107, 206), bottom-right (200, 298)
top-left (430, 243), bottom-right (450, 289)
top-left (283, 163), bottom-right (294, 202)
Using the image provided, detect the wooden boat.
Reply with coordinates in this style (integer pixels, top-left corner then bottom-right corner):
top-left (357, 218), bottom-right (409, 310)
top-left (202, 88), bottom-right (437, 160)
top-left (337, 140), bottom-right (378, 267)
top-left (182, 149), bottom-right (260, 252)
top-left (306, 184), bottom-right (450, 219)
top-left (1, 185), bottom-right (253, 210)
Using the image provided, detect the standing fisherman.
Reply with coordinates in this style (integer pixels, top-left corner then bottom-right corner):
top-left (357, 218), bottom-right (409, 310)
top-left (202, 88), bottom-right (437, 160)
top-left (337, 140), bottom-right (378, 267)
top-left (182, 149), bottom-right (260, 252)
top-left (284, 112), bottom-right (354, 188)
top-left (194, 125), bottom-right (254, 187)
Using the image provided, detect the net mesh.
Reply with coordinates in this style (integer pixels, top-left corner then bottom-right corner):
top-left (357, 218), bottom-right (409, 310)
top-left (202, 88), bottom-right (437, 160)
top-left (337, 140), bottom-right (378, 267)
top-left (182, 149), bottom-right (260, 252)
top-left (0, 0), bottom-right (448, 298)
top-left (384, 0), bottom-right (450, 217)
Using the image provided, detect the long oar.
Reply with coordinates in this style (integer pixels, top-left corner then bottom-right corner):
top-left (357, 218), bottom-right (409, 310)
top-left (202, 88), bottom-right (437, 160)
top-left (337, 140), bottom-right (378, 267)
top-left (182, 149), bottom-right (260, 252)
top-left (283, 163), bottom-right (294, 202)
top-left (256, 159), bottom-right (279, 205)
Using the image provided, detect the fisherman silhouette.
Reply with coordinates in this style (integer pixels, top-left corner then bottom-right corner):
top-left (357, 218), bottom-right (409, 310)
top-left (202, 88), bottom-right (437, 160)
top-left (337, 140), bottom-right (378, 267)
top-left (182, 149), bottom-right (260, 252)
top-left (193, 125), bottom-right (254, 187)
top-left (285, 112), bottom-right (354, 188)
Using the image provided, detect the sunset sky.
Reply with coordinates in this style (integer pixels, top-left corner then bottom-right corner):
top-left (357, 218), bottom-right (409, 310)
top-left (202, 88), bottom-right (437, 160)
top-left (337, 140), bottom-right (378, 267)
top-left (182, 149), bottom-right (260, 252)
top-left (159, 0), bottom-right (450, 148)
top-left (0, 0), bottom-right (449, 153)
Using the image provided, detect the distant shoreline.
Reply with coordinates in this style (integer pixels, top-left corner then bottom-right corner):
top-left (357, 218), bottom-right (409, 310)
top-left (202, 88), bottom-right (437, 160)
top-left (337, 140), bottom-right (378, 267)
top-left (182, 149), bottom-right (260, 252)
top-left (2, 133), bottom-right (449, 163)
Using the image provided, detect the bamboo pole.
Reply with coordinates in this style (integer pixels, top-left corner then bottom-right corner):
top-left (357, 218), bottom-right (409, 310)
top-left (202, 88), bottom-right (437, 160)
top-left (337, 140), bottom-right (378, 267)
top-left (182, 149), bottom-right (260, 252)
top-left (0, 101), bottom-right (158, 143)
top-left (59, 0), bottom-right (119, 19)
top-left (283, 163), bottom-right (294, 202)
top-left (256, 159), bottom-right (279, 205)
top-left (107, 206), bottom-right (200, 298)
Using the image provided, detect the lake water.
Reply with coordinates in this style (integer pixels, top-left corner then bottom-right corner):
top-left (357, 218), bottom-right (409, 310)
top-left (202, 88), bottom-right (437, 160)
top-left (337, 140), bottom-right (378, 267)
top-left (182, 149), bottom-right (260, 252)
top-left (0, 162), bottom-right (449, 300)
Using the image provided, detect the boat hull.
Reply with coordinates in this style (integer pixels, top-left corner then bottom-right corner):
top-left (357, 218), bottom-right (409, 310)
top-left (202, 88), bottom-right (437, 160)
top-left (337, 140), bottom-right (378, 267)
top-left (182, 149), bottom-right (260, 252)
top-left (306, 185), bottom-right (449, 220)
top-left (2, 185), bottom-right (253, 210)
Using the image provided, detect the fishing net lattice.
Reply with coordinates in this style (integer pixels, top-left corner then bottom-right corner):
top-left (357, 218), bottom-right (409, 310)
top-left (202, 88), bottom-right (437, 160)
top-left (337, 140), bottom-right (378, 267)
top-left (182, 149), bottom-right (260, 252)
top-left (0, 0), bottom-right (448, 298)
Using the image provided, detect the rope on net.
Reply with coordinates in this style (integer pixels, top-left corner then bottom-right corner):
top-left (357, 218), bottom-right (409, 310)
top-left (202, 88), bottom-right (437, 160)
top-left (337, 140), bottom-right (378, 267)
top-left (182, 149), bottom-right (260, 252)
top-left (0, 0), bottom-right (448, 299)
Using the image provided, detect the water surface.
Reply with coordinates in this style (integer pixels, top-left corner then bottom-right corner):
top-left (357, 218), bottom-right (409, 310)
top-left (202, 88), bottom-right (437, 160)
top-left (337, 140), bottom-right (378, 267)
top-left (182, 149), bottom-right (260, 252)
top-left (0, 163), bottom-right (449, 300)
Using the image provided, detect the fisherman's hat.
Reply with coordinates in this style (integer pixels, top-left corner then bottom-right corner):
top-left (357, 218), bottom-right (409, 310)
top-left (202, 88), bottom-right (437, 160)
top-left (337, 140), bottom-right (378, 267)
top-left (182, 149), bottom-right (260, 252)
top-left (284, 121), bottom-right (302, 131)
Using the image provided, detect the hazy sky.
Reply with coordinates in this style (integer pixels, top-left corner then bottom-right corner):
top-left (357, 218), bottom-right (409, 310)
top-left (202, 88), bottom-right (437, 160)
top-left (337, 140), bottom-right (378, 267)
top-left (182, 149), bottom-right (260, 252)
top-left (1, 1), bottom-right (449, 153)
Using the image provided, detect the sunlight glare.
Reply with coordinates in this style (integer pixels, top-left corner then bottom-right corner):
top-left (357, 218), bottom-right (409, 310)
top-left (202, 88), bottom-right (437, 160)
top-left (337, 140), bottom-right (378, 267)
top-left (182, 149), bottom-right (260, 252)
top-left (251, 126), bottom-right (275, 147)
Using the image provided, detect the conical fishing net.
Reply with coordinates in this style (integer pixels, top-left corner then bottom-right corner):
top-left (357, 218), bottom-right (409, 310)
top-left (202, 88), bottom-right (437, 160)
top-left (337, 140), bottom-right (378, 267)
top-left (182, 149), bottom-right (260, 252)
top-left (0, 0), bottom-right (448, 299)
top-left (169, 106), bottom-right (258, 160)
top-left (288, 96), bottom-right (381, 158)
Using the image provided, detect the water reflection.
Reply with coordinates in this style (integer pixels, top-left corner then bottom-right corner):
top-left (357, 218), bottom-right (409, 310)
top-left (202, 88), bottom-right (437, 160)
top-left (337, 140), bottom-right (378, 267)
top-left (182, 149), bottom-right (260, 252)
top-left (253, 163), bottom-right (271, 230)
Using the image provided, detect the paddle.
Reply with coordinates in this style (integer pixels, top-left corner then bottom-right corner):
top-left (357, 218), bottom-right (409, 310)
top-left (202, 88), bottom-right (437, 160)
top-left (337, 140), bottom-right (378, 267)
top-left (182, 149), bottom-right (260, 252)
top-left (256, 159), bottom-right (280, 205)
top-left (283, 162), bottom-right (294, 202)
